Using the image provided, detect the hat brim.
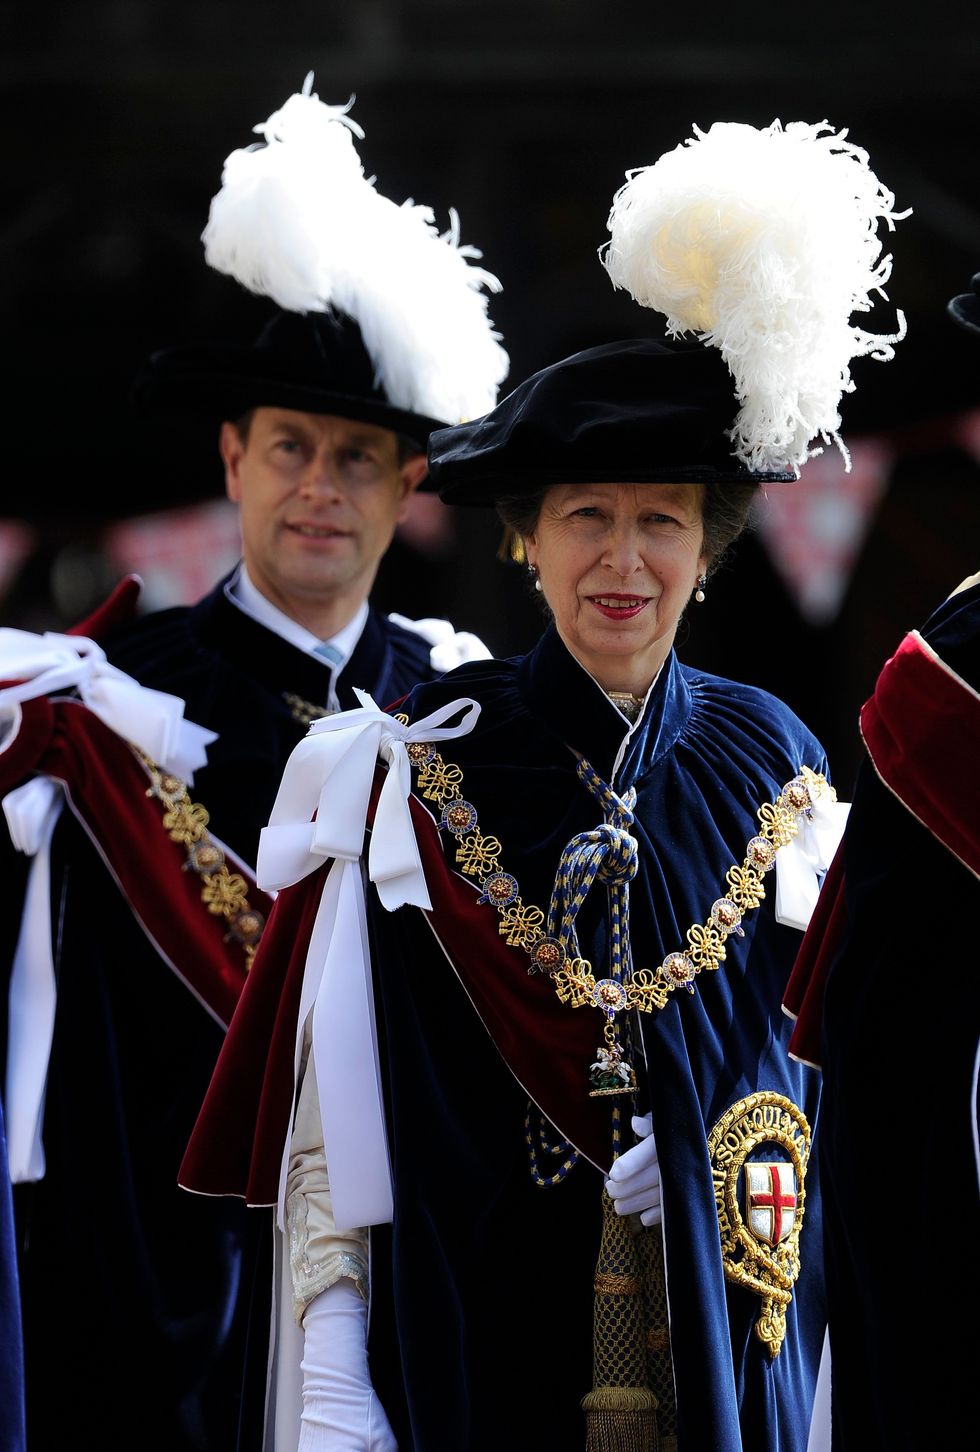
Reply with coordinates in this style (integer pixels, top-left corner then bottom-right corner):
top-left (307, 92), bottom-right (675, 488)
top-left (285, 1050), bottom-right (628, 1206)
top-left (427, 339), bottom-right (798, 505)
top-left (132, 343), bottom-right (445, 452)
top-left (948, 293), bottom-right (980, 337)
top-left (434, 460), bottom-right (793, 506)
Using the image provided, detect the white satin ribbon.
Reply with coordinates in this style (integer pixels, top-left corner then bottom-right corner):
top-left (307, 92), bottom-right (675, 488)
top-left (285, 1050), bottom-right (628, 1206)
top-left (264, 692), bottom-right (481, 1232)
top-left (775, 792), bottom-right (850, 931)
top-left (4, 777), bottom-right (64, 1181)
top-left (0, 628), bottom-right (217, 784)
top-left (257, 691), bottom-right (481, 910)
top-left (0, 627), bottom-right (218, 1184)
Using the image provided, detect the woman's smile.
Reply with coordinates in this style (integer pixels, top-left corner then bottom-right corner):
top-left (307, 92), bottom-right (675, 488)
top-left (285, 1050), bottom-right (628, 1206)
top-left (525, 481), bottom-right (706, 697)
top-left (587, 592), bottom-right (651, 619)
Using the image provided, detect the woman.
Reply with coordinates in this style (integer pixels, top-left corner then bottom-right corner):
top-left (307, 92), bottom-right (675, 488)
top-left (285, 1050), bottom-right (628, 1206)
top-left (182, 339), bottom-right (842, 1452)
top-left (181, 120), bottom-right (905, 1451)
top-left (375, 338), bottom-right (838, 1450)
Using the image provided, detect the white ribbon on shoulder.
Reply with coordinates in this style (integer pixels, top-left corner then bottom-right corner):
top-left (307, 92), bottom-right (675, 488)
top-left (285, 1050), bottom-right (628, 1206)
top-left (774, 790), bottom-right (851, 931)
top-left (0, 628), bottom-right (219, 1184)
top-left (0, 629), bottom-right (217, 784)
top-left (258, 690), bottom-right (481, 1233)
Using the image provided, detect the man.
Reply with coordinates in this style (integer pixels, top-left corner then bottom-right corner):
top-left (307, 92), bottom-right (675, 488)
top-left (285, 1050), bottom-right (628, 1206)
top-left (107, 304), bottom-right (493, 867)
top-left (2, 80), bottom-right (507, 1451)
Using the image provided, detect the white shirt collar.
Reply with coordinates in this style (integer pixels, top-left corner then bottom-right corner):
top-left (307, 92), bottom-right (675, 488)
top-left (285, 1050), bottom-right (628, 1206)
top-left (226, 564), bottom-right (369, 671)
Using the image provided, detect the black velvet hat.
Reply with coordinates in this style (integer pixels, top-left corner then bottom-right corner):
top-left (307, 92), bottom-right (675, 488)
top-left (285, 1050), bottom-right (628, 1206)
top-left (428, 338), bottom-right (795, 505)
top-left (132, 309), bottom-right (446, 449)
top-left (948, 272), bottom-right (980, 336)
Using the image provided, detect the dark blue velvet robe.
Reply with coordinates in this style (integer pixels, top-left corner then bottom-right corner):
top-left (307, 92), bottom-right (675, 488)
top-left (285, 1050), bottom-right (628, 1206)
top-left (818, 578), bottom-right (980, 1451)
top-left (3, 576), bottom-right (439, 1452)
top-left (368, 623), bottom-right (827, 1451)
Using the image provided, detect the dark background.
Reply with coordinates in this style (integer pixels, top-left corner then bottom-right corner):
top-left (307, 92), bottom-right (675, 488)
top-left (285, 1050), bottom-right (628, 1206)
top-left (2, 0), bottom-right (978, 786)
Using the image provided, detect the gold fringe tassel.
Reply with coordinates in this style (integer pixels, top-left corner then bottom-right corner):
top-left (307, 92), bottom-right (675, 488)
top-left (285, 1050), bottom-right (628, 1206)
top-left (583, 1402), bottom-right (659, 1452)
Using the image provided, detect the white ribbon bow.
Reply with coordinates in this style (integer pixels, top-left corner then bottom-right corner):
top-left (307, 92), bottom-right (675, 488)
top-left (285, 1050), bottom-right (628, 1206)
top-left (0, 628), bottom-right (217, 784)
top-left (265, 691), bottom-right (481, 1233)
top-left (258, 690), bottom-right (481, 908)
top-left (0, 627), bottom-right (218, 1185)
top-left (775, 791), bottom-right (850, 931)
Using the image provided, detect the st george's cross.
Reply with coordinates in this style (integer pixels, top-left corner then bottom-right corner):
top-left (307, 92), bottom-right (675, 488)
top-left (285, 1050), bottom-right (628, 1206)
top-left (745, 1162), bottom-right (799, 1247)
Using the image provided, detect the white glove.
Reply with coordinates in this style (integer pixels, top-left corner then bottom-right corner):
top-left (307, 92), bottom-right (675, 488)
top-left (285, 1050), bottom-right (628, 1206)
top-left (604, 1114), bottom-right (662, 1227)
top-left (386, 612), bottom-right (492, 671)
top-left (298, 1279), bottom-right (398, 1452)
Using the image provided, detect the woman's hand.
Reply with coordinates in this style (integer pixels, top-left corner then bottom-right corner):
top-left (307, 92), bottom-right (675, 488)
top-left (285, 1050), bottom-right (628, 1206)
top-left (299, 1279), bottom-right (398, 1451)
top-left (604, 1113), bottom-right (662, 1227)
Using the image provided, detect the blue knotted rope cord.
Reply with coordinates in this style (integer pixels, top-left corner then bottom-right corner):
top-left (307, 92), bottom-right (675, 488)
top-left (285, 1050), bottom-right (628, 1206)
top-left (546, 758), bottom-right (638, 968)
top-left (529, 758), bottom-right (639, 1187)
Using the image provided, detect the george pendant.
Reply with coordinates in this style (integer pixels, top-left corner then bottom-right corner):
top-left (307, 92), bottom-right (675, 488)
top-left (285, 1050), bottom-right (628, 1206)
top-left (588, 1042), bottom-right (637, 1097)
top-left (589, 993), bottom-right (636, 1097)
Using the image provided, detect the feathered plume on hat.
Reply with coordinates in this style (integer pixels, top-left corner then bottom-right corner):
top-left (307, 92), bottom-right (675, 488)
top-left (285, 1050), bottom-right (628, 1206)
top-left (201, 73), bottom-right (509, 425)
top-left (602, 119), bottom-right (909, 475)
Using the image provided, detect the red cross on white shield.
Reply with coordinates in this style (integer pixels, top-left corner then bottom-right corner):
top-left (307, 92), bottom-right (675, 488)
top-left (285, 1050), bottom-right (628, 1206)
top-left (745, 1161), bottom-right (798, 1246)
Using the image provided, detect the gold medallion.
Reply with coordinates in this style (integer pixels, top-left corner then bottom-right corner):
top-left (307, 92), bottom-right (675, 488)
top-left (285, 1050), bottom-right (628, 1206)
top-left (707, 1092), bottom-right (811, 1358)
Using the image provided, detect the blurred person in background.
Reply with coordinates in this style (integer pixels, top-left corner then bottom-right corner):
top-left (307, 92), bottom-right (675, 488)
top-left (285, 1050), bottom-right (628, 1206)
top-left (784, 268), bottom-right (980, 1451)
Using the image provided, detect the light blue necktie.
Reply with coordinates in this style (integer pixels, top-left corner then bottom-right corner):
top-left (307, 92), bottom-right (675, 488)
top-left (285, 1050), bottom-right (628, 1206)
top-left (313, 641), bottom-right (344, 666)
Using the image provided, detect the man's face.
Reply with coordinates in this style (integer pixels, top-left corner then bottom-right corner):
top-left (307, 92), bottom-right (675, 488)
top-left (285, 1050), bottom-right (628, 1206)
top-left (220, 407), bottom-right (427, 633)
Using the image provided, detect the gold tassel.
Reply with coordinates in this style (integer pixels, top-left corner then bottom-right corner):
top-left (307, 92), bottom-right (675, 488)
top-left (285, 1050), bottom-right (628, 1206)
top-left (582, 1396), bottom-right (659, 1452)
top-left (581, 1191), bottom-right (659, 1451)
top-left (633, 1223), bottom-right (677, 1448)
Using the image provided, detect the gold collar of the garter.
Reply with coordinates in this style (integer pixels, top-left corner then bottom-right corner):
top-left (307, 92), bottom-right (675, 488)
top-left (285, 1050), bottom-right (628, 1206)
top-left (396, 712), bottom-right (833, 1092)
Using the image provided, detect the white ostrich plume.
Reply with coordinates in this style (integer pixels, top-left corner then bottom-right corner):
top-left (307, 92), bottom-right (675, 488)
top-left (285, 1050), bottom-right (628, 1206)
top-left (602, 119), bottom-right (910, 474)
top-left (202, 74), bottom-right (509, 424)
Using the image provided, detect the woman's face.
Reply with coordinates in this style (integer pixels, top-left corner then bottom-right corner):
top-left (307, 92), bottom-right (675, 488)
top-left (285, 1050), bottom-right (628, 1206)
top-left (524, 482), bottom-right (706, 696)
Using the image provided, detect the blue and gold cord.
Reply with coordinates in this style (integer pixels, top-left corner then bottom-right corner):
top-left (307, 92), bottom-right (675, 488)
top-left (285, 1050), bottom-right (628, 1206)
top-left (529, 758), bottom-right (639, 1187)
top-left (546, 759), bottom-right (638, 969)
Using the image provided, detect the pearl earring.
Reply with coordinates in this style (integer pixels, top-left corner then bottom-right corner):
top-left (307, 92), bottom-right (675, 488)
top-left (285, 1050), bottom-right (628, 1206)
top-left (694, 573), bottom-right (707, 603)
top-left (529, 564), bottom-right (543, 593)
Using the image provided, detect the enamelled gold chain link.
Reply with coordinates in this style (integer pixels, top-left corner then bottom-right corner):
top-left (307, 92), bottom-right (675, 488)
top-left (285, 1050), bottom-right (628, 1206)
top-left (134, 748), bottom-right (266, 969)
top-left (394, 715), bottom-right (834, 1017)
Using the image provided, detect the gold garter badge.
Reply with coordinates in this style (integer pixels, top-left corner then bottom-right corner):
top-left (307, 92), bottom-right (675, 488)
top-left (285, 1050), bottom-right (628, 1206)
top-left (707, 1092), bottom-right (811, 1358)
